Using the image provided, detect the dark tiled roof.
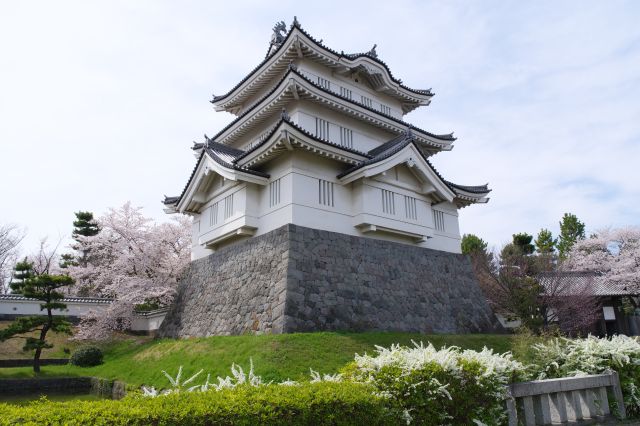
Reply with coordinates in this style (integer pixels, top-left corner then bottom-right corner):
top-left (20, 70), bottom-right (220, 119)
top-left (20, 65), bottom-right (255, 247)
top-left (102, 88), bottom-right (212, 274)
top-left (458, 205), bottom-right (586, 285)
top-left (337, 133), bottom-right (412, 178)
top-left (290, 21), bottom-right (434, 97)
top-left (163, 196), bottom-right (179, 205)
top-left (0, 294), bottom-right (113, 304)
top-left (539, 272), bottom-right (638, 297)
top-left (336, 132), bottom-right (491, 199)
top-left (292, 69), bottom-right (454, 142)
top-left (445, 182), bottom-right (490, 194)
top-left (212, 20), bottom-right (433, 104)
top-left (208, 66), bottom-right (454, 148)
top-left (235, 116), bottom-right (370, 162)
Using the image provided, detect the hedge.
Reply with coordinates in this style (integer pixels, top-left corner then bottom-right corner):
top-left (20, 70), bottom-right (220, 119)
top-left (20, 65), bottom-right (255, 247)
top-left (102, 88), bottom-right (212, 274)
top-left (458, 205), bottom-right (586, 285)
top-left (0, 382), bottom-right (396, 425)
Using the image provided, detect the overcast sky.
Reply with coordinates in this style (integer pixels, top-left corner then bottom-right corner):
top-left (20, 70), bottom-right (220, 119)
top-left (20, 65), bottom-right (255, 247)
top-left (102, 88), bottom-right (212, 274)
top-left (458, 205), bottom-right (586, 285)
top-left (1, 1), bottom-right (639, 255)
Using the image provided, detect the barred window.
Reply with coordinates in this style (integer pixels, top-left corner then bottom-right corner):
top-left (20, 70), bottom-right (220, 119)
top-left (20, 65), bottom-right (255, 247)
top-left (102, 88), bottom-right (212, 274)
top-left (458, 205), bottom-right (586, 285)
top-left (381, 189), bottom-right (395, 215)
top-left (224, 194), bottom-right (234, 220)
top-left (360, 95), bottom-right (373, 108)
top-left (317, 76), bottom-right (331, 90)
top-left (318, 179), bottom-right (334, 207)
top-left (433, 210), bottom-right (445, 232)
top-left (315, 118), bottom-right (330, 140)
top-left (340, 86), bottom-right (352, 100)
top-left (380, 104), bottom-right (391, 115)
top-left (269, 179), bottom-right (281, 207)
top-left (209, 202), bottom-right (219, 226)
top-left (404, 196), bottom-right (417, 220)
top-left (339, 127), bottom-right (353, 148)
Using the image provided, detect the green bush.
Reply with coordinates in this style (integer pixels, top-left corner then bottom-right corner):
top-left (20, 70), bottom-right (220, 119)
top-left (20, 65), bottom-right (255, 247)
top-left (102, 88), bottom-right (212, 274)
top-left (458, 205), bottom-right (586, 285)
top-left (0, 382), bottom-right (395, 425)
top-left (70, 345), bottom-right (104, 367)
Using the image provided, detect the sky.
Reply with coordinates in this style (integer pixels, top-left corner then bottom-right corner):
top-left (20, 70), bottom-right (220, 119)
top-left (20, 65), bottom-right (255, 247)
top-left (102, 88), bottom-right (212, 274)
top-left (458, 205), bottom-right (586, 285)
top-left (1, 0), bottom-right (639, 255)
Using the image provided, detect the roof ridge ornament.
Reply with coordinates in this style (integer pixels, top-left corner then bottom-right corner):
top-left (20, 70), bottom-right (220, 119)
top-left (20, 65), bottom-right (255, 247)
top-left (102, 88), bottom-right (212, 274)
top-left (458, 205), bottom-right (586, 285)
top-left (288, 60), bottom-right (297, 71)
top-left (291, 16), bottom-right (300, 29)
top-left (267, 20), bottom-right (287, 57)
top-left (281, 108), bottom-right (290, 121)
top-left (367, 44), bottom-right (378, 58)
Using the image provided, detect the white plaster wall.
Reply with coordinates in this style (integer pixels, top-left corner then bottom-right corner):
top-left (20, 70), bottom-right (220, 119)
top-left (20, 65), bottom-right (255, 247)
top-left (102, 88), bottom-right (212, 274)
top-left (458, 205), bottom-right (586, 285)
top-left (295, 107), bottom-right (395, 153)
top-left (131, 311), bottom-right (167, 331)
top-left (190, 151), bottom-right (463, 259)
top-left (0, 300), bottom-right (110, 317)
top-left (297, 59), bottom-right (404, 118)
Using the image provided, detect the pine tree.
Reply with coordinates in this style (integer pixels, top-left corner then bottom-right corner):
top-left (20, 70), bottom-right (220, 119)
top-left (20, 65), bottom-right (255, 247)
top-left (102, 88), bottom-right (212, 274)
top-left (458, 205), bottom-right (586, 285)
top-left (64, 211), bottom-right (100, 268)
top-left (535, 228), bottom-right (556, 254)
top-left (512, 233), bottom-right (535, 255)
top-left (12, 258), bottom-right (34, 286)
top-left (72, 211), bottom-right (99, 240)
top-left (557, 213), bottom-right (586, 260)
top-left (0, 261), bottom-right (73, 373)
top-left (461, 234), bottom-right (488, 255)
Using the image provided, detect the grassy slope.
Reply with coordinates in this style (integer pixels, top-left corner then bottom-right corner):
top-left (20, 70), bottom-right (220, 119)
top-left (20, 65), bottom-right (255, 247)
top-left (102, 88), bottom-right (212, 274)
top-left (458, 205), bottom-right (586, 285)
top-left (0, 332), bottom-right (512, 388)
top-left (0, 321), bottom-right (77, 360)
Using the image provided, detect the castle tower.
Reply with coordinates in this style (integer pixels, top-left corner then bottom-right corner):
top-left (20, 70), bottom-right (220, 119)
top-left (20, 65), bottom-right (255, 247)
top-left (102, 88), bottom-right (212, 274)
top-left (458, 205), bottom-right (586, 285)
top-left (160, 19), bottom-right (497, 337)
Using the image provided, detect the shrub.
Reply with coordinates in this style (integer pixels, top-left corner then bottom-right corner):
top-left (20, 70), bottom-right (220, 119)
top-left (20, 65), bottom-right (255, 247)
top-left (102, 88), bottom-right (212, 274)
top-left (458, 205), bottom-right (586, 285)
top-left (0, 382), bottom-right (394, 425)
top-left (531, 335), bottom-right (640, 417)
top-left (343, 342), bottom-right (527, 425)
top-left (70, 345), bottom-right (104, 367)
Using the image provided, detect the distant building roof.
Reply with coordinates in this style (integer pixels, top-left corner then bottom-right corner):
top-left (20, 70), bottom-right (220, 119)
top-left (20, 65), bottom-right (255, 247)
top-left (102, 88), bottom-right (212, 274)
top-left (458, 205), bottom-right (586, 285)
top-left (539, 271), bottom-right (638, 297)
top-left (0, 294), bottom-right (113, 304)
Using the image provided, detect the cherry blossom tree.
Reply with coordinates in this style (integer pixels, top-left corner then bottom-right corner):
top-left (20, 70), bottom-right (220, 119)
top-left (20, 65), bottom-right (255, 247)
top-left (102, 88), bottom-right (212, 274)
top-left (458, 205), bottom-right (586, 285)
top-left (566, 226), bottom-right (640, 291)
top-left (70, 202), bottom-right (191, 339)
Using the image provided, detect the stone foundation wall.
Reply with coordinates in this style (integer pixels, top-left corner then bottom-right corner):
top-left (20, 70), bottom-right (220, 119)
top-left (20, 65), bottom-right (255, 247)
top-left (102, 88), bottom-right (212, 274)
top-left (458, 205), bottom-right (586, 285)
top-left (159, 227), bottom-right (289, 337)
top-left (284, 226), bottom-right (496, 333)
top-left (159, 224), bottom-right (498, 337)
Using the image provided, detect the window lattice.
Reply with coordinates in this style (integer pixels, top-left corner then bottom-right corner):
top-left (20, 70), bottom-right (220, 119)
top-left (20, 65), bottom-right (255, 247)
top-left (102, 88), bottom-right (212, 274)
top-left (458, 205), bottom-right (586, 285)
top-left (433, 210), bottom-right (445, 232)
top-left (224, 194), bottom-right (234, 220)
top-left (340, 86), bottom-right (352, 100)
top-left (381, 189), bottom-right (395, 215)
top-left (380, 104), bottom-right (391, 115)
top-left (318, 179), bottom-right (334, 207)
top-left (269, 179), bottom-right (281, 207)
top-left (315, 118), bottom-right (330, 140)
top-left (360, 95), bottom-right (373, 108)
top-left (317, 76), bottom-right (331, 90)
top-left (210, 202), bottom-right (219, 226)
top-left (339, 127), bottom-right (353, 148)
top-left (404, 196), bottom-right (417, 220)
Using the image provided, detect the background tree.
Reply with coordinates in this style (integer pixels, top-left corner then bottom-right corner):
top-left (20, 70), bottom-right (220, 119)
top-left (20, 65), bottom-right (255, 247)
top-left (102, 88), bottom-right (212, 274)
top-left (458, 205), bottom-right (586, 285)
top-left (0, 260), bottom-right (74, 373)
top-left (470, 247), bottom-right (544, 330)
top-left (72, 211), bottom-right (100, 240)
top-left (557, 213), bottom-right (586, 259)
top-left (469, 230), bottom-right (600, 335)
top-left (461, 234), bottom-right (488, 256)
top-left (12, 258), bottom-right (34, 286)
top-left (61, 211), bottom-right (100, 269)
top-left (70, 202), bottom-right (191, 339)
top-left (535, 228), bottom-right (556, 255)
top-left (0, 224), bottom-right (24, 294)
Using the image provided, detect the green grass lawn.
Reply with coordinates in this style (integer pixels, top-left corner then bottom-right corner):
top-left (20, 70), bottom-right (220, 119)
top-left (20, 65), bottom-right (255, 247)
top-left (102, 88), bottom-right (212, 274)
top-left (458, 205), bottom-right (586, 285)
top-left (0, 332), bottom-right (513, 388)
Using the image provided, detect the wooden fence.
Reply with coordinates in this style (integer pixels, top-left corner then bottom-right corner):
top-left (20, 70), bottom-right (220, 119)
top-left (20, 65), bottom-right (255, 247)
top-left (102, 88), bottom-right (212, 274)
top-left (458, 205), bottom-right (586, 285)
top-left (506, 371), bottom-right (626, 425)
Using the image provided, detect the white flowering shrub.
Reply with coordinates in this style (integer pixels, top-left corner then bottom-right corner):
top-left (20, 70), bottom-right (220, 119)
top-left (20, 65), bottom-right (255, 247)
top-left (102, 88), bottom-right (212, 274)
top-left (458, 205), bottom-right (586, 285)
top-left (532, 335), bottom-right (640, 417)
top-left (342, 342), bottom-right (527, 425)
